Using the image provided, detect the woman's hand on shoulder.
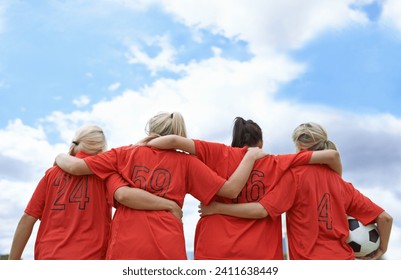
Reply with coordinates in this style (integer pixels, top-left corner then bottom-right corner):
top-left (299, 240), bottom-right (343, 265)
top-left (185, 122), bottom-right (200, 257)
top-left (246, 147), bottom-right (267, 161)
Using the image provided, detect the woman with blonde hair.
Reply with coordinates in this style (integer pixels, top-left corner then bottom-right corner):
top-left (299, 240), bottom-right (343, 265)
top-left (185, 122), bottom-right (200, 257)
top-left (200, 122), bottom-right (393, 260)
top-left (9, 125), bottom-right (112, 259)
top-left (292, 122), bottom-right (337, 151)
top-left (54, 112), bottom-right (265, 259)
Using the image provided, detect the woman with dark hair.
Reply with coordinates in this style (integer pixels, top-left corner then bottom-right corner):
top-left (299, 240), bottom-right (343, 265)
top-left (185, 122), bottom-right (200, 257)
top-left (231, 117), bottom-right (263, 148)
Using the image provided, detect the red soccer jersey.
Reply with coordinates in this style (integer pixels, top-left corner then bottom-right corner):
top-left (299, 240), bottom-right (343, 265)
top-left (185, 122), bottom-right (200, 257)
top-left (259, 165), bottom-right (384, 260)
top-left (193, 140), bottom-right (313, 260)
top-left (83, 145), bottom-right (227, 259)
top-left (25, 151), bottom-right (112, 260)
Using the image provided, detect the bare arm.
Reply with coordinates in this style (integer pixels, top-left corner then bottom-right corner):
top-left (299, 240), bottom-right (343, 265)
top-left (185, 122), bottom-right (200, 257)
top-left (216, 148), bottom-right (267, 199)
top-left (147, 135), bottom-right (196, 154)
top-left (199, 201), bottom-right (268, 219)
top-left (148, 136), bottom-right (267, 198)
top-left (114, 187), bottom-right (183, 221)
top-left (364, 211), bottom-right (393, 260)
top-left (309, 150), bottom-right (342, 176)
top-left (55, 153), bottom-right (93, 175)
top-left (9, 213), bottom-right (38, 260)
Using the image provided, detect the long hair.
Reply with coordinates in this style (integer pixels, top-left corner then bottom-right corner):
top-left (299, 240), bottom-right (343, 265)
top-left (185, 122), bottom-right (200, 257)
top-left (231, 117), bottom-right (263, 148)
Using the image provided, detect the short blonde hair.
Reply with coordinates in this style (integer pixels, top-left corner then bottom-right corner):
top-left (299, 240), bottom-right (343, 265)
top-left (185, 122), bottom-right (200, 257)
top-left (145, 111), bottom-right (187, 138)
top-left (292, 122), bottom-right (337, 151)
top-left (69, 125), bottom-right (107, 156)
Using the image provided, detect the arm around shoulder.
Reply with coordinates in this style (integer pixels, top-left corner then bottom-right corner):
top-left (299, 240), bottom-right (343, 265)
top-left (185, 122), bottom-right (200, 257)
top-left (55, 153), bottom-right (92, 175)
top-left (309, 149), bottom-right (342, 176)
top-left (147, 135), bottom-right (196, 154)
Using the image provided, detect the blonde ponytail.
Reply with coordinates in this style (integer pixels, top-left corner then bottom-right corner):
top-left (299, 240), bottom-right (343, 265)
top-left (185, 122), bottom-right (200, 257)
top-left (68, 125), bottom-right (107, 156)
top-left (292, 122), bottom-right (337, 151)
top-left (141, 111), bottom-right (187, 144)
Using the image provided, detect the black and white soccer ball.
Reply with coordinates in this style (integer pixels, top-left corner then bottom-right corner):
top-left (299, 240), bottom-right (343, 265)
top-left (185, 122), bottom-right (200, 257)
top-left (346, 216), bottom-right (380, 257)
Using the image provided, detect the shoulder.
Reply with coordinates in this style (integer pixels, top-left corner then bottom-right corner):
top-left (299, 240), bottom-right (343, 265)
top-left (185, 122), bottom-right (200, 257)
top-left (140, 145), bottom-right (194, 159)
top-left (111, 144), bottom-right (137, 152)
top-left (194, 139), bottom-right (245, 154)
top-left (43, 164), bottom-right (72, 182)
top-left (44, 165), bottom-right (61, 177)
top-left (291, 164), bottom-right (330, 173)
top-left (291, 164), bottom-right (342, 182)
top-left (76, 150), bottom-right (91, 158)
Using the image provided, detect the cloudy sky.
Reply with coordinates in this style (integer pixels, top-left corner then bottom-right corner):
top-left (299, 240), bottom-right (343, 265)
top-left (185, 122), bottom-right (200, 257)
top-left (0, 0), bottom-right (400, 260)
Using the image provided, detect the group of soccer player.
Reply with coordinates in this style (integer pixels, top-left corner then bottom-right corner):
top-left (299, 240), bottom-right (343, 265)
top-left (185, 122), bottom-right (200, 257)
top-left (8, 112), bottom-right (392, 260)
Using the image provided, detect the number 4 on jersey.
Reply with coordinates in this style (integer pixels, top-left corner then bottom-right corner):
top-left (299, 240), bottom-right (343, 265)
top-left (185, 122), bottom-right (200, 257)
top-left (318, 193), bottom-right (333, 230)
top-left (69, 176), bottom-right (90, 210)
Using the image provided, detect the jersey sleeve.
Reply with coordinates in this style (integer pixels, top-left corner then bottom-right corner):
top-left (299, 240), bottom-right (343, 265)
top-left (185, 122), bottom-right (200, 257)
top-left (258, 169), bottom-right (297, 220)
top-left (185, 156), bottom-right (227, 205)
top-left (264, 151), bottom-right (312, 188)
top-left (24, 173), bottom-right (49, 219)
top-left (104, 173), bottom-right (130, 208)
top-left (343, 182), bottom-right (384, 225)
top-left (275, 151), bottom-right (312, 168)
top-left (193, 139), bottom-right (247, 177)
top-left (193, 139), bottom-right (226, 163)
top-left (84, 148), bottom-right (120, 180)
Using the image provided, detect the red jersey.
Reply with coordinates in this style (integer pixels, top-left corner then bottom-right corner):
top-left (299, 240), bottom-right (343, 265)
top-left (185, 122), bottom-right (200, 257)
top-left (25, 151), bottom-right (112, 260)
top-left (84, 145), bottom-right (227, 260)
top-left (193, 140), bottom-right (313, 259)
top-left (259, 165), bottom-right (384, 260)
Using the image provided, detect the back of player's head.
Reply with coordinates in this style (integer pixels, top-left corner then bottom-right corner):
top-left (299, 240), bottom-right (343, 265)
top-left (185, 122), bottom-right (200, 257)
top-left (146, 111), bottom-right (187, 138)
top-left (292, 122), bottom-right (337, 151)
top-left (231, 117), bottom-right (263, 148)
top-left (69, 125), bottom-right (107, 156)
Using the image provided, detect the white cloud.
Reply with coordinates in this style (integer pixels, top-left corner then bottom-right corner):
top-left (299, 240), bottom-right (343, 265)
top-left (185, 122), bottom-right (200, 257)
top-left (108, 82), bottom-right (121, 92)
top-left (126, 34), bottom-right (186, 76)
top-left (0, 179), bottom-right (39, 259)
top-left (158, 0), bottom-right (369, 55)
top-left (43, 53), bottom-right (304, 147)
top-left (72, 95), bottom-right (90, 108)
top-left (0, 119), bottom-right (58, 168)
top-left (381, 0), bottom-right (401, 32)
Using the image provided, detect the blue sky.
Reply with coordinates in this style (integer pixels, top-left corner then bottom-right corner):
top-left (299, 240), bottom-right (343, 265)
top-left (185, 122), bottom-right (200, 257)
top-left (1, 1), bottom-right (400, 132)
top-left (281, 25), bottom-right (401, 115)
top-left (1, 1), bottom-right (253, 129)
top-left (1, 0), bottom-right (401, 262)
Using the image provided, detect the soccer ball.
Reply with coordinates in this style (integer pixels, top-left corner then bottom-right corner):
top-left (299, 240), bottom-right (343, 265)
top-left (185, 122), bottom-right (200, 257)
top-left (346, 216), bottom-right (380, 257)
